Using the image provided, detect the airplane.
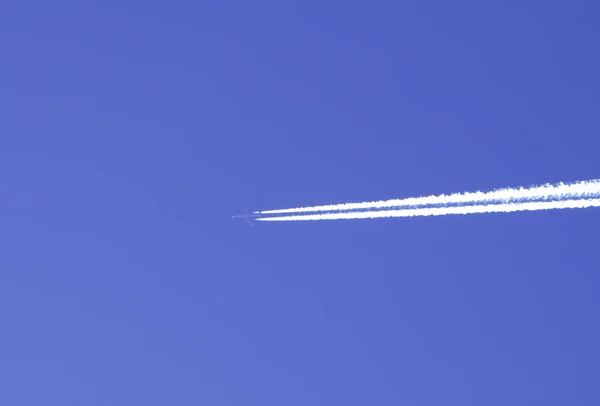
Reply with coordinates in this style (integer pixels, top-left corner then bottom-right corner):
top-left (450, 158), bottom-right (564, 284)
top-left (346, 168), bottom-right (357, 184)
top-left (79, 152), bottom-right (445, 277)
top-left (232, 205), bottom-right (260, 226)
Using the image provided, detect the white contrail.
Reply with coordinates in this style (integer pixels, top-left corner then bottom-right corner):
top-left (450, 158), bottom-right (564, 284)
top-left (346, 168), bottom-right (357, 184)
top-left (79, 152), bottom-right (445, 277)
top-left (255, 179), bottom-right (600, 214)
top-left (256, 198), bottom-right (600, 222)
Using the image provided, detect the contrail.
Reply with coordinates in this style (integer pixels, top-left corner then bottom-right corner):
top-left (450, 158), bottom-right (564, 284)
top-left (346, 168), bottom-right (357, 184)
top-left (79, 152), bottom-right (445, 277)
top-left (256, 198), bottom-right (600, 222)
top-left (255, 179), bottom-right (600, 214)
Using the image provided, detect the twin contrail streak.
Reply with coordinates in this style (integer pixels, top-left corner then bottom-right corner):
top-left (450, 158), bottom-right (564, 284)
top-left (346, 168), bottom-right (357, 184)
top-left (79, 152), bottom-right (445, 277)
top-left (255, 179), bottom-right (600, 215)
top-left (256, 198), bottom-right (600, 222)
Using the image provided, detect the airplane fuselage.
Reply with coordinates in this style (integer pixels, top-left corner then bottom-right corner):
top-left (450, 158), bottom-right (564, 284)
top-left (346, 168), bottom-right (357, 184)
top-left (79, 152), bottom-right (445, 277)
top-left (232, 210), bottom-right (260, 226)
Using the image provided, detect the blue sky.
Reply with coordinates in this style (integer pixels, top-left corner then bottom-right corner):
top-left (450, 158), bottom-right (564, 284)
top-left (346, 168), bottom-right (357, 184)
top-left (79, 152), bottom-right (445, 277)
top-left (1, 1), bottom-right (599, 405)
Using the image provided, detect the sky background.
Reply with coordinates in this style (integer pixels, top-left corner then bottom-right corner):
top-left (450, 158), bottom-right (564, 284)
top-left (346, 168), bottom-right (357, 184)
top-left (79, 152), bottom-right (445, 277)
top-left (1, 1), bottom-right (599, 405)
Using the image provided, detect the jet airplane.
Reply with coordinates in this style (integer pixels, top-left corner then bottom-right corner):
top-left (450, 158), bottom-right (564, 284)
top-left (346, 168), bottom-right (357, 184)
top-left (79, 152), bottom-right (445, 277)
top-left (232, 205), bottom-right (260, 226)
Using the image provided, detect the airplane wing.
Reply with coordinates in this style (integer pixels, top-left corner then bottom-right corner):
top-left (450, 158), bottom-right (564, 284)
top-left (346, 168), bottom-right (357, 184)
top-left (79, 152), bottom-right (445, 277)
top-left (244, 204), bottom-right (252, 225)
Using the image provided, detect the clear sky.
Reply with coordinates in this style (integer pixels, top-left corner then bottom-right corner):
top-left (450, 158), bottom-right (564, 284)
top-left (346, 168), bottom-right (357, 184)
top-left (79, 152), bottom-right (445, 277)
top-left (2, 1), bottom-right (599, 405)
